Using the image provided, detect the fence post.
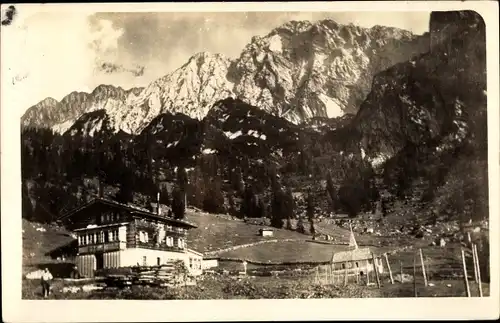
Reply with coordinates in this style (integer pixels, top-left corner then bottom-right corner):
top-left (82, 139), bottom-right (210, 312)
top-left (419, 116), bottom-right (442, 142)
top-left (366, 260), bottom-right (370, 286)
top-left (419, 248), bottom-right (428, 287)
top-left (371, 253), bottom-right (381, 289)
top-left (413, 252), bottom-right (417, 297)
top-left (461, 248), bottom-right (471, 297)
top-left (384, 253), bottom-right (394, 284)
top-left (473, 244), bottom-right (483, 297)
top-left (400, 261), bottom-right (404, 284)
top-left (472, 244), bottom-right (479, 283)
top-left (344, 262), bottom-right (348, 286)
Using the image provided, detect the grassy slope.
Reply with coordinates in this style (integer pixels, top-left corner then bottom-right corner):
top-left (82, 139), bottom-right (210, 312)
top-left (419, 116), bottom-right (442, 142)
top-left (22, 219), bottom-right (74, 266)
top-left (185, 209), bottom-right (309, 253)
top-left (217, 240), bottom-right (394, 263)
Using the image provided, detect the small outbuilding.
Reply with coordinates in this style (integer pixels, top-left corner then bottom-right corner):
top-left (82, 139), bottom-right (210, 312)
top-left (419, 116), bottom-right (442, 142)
top-left (259, 228), bottom-right (274, 237)
top-left (202, 256), bottom-right (219, 270)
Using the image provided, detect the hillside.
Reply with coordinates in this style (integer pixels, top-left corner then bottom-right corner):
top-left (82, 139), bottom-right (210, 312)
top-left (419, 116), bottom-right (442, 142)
top-left (22, 219), bottom-right (76, 276)
top-left (185, 209), bottom-right (308, 254)
top-left (20, 11), bottom-right (489, 258)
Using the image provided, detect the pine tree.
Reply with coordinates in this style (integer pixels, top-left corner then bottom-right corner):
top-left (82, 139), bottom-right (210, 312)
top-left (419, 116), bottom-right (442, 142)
top-left (115, 170), bottom-right (134, 204)
top-left (176, 166), bottom-right (188, 207)
top-left (230, 167), bottom-right (244, 194)
top-left (326, 173), bottom-right (337, 210)
top-left (159, 186), bottom-right (171, 206)
top-left (296, 216), bottom-right (306, 234)
top-left (284, 187), bottom-right (294, 230)
top-left (240, 185), bottom-right (255, 218)
top-left (228, 191), bottom-right (237, 217)
top-left (172, 187), bottom-right (186, 220)
top-left (257, 196), bottom-right (267, 219)
top-left (306, 194), bottom-right (316, 236)
top-left (22, 183), bottom-right (34, 221)
top-left (188, 166), bottom-right (204, 209)
top-left (177, 166), bottom-right (188, 192)
top-left (271, 189), bottom-right (285, 229)
top-left (203, 176), bottom-right (225, 214)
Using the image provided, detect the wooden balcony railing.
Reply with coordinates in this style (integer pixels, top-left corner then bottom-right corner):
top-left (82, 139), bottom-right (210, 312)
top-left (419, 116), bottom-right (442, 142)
top-left (78, 241), bottom-right (126, 254)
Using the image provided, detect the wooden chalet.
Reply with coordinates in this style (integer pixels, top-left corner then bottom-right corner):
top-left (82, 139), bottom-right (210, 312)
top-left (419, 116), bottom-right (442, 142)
top-left (58, 197), bottom-right (200, 278)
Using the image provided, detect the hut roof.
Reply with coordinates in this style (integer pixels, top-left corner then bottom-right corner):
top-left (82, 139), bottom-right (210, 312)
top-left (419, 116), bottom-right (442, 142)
top-left (331, 247), bottom-right (373, 263)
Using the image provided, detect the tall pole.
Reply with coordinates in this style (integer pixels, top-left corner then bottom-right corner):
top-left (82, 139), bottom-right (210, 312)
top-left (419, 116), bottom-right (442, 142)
top-left (419, 249), bottom-right (428, 287)
top-left (371, 253), bottom-right (381, 288)
top-left (400, 261), bottom-right (404, 283)
top-left (473, 244), bottom-right (483, 297)
top-left (413, 253), bottom-right (417, 297)
top-left (461, 248), bottom-right (471, 297)
top-left (472, 243), bottom-right (479, 283)
top-left (384, 253), bottom-right (394, 284)
top-left (344, 263), bottom-right (348, 286)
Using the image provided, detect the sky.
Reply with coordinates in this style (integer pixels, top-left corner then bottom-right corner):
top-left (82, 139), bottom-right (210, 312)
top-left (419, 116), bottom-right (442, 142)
top-left (2, 7), bottom-right (431, 115)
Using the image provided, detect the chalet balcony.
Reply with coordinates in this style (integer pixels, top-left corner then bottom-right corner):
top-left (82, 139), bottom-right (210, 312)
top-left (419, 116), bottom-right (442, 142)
top-left (78, 241), bottom-right (126, 254)
top-left (127, 241), bottom-right (186, 253)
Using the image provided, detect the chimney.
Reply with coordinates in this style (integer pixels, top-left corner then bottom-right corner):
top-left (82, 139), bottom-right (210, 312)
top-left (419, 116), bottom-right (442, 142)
top-left (157, 192), bottom-right (161, 215)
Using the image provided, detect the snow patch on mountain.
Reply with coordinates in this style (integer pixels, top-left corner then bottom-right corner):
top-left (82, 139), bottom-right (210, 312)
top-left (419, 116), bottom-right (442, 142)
top-left (317, 93), bottom-right (344, 118)
top-left (268, 35), bottom-right (283, 53)
top-left (224, 130), bottom-right (243, 140)
top-left (52, 120), bottom-right (75, 134)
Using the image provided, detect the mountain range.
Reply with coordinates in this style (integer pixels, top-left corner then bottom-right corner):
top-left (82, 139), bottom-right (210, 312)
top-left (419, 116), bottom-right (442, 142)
top-left (21, 19), bottom-right (429, 135)
top-left (21, 10), bottom-right (488, 226)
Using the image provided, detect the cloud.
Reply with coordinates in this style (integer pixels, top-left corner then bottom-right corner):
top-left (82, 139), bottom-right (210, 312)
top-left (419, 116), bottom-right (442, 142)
top-left (90, 19), bottom-right (124, 60)
top-left (2, 9), bottom-right (125, 115)
top-left (97, 61), bottom-right (145, 77)
top-left (4, 9), bottom-right (431, 116)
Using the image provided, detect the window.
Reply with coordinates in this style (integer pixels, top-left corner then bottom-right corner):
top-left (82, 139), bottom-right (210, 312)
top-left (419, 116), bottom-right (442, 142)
top-left (166, 236), bottom-right (173, 247)
top-left (139, 231), bottom-right (149, 243)
top-left (178, 238), bottom-right (184, 249)
top-left (189, 258), bottom-right (193, 269)
top-left (97, 231), bottom-right (104, 243)
top-left (112, 230), bottom-right (119, 241)
top-left (142, 256), bottom-right (147, 266)
top-left (89, 233), bottom-right (94, 244)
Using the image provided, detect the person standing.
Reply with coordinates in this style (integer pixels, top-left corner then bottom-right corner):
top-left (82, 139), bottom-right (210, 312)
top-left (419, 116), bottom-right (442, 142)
top-left (41, 268), bottom-right (53, 298)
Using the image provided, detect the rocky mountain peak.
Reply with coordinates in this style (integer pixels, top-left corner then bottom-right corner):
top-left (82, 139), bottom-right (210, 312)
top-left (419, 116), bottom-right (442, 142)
top-left (22, 17), bottom-right (430, 135)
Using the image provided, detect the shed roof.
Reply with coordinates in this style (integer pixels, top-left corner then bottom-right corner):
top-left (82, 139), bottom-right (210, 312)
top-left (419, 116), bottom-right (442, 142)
top-left (331, 247), bottom-right (373, 263)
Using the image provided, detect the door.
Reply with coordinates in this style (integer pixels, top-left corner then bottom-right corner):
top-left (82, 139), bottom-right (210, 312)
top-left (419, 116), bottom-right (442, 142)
top-left (95, 252), bottom-right (104, 270)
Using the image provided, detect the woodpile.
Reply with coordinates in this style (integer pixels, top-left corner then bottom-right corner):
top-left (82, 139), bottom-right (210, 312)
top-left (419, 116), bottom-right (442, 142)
top-left (135, 263), bottom-right (183, 287)
top-left (102, 261), bottom-right (194, 288)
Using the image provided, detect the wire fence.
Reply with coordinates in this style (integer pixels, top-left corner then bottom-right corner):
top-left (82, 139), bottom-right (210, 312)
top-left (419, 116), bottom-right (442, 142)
top-left (309, 244), bottom-right (488, 297)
